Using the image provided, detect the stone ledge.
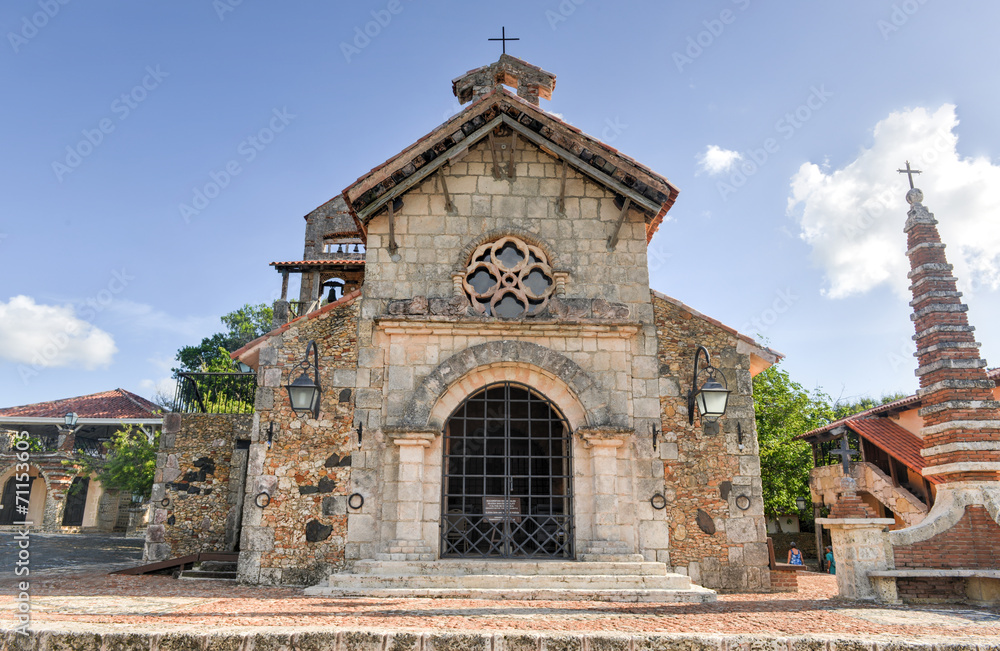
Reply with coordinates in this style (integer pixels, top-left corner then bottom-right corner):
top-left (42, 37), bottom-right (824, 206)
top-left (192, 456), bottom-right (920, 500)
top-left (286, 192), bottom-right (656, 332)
top-left (376, 317), bottom-right (641, 337)
top-left (870, 569), bottom-right (1000, 578)
top-left (7, 628), bottom-right (997, 651)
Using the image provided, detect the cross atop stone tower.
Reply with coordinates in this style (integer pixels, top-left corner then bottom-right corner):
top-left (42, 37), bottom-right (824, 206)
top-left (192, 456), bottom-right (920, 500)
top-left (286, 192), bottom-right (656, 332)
top-left (903, 181), bottom-right (1000, 484)
top-left (452, 54), bottom-right (556, 107)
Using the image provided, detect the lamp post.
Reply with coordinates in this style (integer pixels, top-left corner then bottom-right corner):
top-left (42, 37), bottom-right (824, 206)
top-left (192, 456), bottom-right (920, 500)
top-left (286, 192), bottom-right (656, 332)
top-left (687, 345), bottom-right (731, 426)
top-left (795, 496), bottom-right (808, 512)
top-left (284, 340), bottom-right (321, 419)
top-left (63, 412), bottom-right (78, 429)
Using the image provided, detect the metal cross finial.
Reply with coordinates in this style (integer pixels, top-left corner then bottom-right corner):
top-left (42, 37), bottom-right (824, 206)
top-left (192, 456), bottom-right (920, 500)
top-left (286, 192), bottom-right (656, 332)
top-left (829, 434), bottom-right (860, 474)
top-left (897, 161), bottom-right (923, 189)
top-left (488, 26), bottom-right (519, 55)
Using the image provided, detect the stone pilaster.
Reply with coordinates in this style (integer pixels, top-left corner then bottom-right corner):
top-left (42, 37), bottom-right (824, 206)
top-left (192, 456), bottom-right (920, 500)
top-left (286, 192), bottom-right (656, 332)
top-left (380, 428), bottom-right (437, 560)
top-left (578, 427), bottom-right (636, 559)
top-left (903, 188), bottom-right (1000, 483)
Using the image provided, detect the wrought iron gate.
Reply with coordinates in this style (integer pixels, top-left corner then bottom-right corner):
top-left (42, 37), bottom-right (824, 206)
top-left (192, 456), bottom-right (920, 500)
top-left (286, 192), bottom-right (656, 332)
top-left (61, 477), bottom-right (89, 527)
top-left (441, 382), bottom-right (573, 558)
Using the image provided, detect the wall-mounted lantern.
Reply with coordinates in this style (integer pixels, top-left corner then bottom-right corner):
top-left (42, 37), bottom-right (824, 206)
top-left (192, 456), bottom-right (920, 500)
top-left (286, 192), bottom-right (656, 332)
top-left (687, 345), bottom-right (730, 425)
top-left (795, 496), bottom-right (808, 512)
top-left (284, 340), bottom-right (321, 419)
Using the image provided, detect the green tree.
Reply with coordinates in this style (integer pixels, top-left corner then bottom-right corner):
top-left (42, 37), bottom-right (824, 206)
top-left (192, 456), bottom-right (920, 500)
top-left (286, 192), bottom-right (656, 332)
top-left (173, 303), bottom-right (273, 373)
top-left (753, 365), bottom-right (834, 517)
top-left (831, 393), bottom-right (910, 421)
top-left (62, 425), bottom-right (160, 500)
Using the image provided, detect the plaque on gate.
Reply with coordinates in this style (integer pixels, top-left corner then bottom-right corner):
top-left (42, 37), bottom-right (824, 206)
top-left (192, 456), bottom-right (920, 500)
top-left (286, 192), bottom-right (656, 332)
top-left (482, 497), bottom-right (521, 523)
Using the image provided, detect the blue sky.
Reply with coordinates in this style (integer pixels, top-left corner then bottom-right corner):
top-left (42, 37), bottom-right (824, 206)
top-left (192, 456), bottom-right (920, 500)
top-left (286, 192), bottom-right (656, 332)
top-left (2, 1), bottom-right (999, 409)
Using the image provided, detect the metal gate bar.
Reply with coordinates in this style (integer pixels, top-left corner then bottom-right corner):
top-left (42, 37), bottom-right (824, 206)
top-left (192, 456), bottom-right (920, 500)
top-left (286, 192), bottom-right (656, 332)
top-left (441, 382), bottom-right (573, 558)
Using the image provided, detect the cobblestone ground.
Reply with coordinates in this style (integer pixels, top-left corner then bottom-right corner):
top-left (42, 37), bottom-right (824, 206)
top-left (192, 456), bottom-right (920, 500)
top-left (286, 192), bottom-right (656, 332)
top-left (2, 567), bottom-right (999, 641)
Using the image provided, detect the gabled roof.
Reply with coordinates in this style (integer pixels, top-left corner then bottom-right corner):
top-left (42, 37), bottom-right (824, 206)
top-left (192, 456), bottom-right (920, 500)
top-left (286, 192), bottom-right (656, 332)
top-left (340, 86), bottom-right (680, 244)
top-left (230, 289), bottom-right (362, 368)
top-left (796, 395), bottom-right (922, 441)
top-left (0, 388), bottom-right (161, 420)
top-left (845, 418), bottom-right (941, 484)
top-left (651, 290), bottom-right (783, 377)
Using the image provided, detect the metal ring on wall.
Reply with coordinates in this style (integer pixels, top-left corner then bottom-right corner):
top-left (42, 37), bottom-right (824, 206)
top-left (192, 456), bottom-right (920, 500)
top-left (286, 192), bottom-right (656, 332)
top-left (255, 492), bottom-right (271, 509)
top-left (650, 493), bottom-right (667, 510)
top-left (348, 493), bottom-right (364, 509)
top-left (160, 498), bottom-right (170, 507)
top-left (735, 494), bottom-right (751, 511)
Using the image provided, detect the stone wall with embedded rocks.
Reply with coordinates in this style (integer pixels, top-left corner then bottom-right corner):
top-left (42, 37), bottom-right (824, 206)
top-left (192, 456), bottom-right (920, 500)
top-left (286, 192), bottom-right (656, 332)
top-left (237, 299), bottom-right (359, 586)
top-left (145, 413), bottom-right (251, 561)
top-left (653, 293), bottom-right (771, 592)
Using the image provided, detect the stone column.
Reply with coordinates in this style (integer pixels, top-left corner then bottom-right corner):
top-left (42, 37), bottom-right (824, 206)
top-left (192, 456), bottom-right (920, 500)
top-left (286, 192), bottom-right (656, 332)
top-left (382, 429), bottom-right (437, 561)
top-left (816, 478), bottom-right (894, 601)
top-left (578, 427), bottom-right (635, 559)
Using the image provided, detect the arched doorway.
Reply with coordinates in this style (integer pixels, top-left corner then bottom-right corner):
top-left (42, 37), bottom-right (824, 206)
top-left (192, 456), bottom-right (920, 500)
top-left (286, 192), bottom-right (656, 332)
top-left (441, 382), bottom-right (573, 559)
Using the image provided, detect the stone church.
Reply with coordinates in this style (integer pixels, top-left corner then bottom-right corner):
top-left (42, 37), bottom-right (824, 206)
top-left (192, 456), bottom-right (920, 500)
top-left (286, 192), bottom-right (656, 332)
top-left (145, 55), bottom-right (780, 599)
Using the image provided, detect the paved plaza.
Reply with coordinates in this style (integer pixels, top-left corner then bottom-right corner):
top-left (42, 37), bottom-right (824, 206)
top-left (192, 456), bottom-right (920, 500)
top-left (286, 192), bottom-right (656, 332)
top-left (1, 540), bottom-right (998, 649)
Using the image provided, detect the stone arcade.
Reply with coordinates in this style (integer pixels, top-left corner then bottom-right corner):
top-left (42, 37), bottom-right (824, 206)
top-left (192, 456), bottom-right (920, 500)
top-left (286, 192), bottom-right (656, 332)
top-left (145, 55), bottom-right (781, 599)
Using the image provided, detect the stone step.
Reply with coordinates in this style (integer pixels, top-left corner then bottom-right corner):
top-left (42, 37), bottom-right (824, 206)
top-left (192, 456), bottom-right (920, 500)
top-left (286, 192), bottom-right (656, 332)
top-left (197, 561), bottom-right (238, 572)
top-left (577, 554), bottom-right (647, 563)
top-left (319, 572), bottom-right (692, 590)
top-left (303, 586), bottom-right (716, 603)
top-left (349, 559), bottom-right (669, 576)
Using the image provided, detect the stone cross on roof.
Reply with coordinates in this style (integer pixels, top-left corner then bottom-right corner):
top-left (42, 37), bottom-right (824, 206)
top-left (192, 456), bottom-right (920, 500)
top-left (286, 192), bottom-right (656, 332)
top-left (488, 26), bottom-right (519, 55)
top-left (829, 434), bottom-right (860, 474)
top-left (897, 160), bottom-right (922, 189)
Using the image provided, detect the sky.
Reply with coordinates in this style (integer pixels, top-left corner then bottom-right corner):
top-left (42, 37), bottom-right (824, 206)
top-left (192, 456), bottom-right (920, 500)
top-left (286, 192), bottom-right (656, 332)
top-left (2, 1), bottom-right (999, 410)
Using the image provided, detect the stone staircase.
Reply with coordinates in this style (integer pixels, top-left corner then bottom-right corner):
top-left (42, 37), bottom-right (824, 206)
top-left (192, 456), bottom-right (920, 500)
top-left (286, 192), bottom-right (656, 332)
top-left (305, 559), bottom-right (716, 602)
top-left (178, 560), bottom-right (238, 582)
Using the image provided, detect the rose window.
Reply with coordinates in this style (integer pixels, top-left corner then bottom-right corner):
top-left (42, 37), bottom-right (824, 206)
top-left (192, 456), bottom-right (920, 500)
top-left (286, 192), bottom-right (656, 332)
top-left (463, 237), bottom-right (555, 318)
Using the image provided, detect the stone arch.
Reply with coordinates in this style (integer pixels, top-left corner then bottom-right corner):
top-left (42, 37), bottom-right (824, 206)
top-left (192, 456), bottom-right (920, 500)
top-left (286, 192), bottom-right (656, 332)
top-left (401, 340), bottom-right (609, 430)
top-left (0, 462), bottom-right (52, 528)
top-left (453, 228), bottom-right (560, 272)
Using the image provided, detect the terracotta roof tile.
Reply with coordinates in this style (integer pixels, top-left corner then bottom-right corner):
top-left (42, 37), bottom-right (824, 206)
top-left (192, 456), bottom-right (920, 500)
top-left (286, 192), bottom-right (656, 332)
top-left (846, 418), bottom-right (941, 484)
top-left (0, 389), bottom-right (161, 419)
top-left (796, 395), bottom-right (922, 440)
top-left (269, 260), bottom-right (365, 266)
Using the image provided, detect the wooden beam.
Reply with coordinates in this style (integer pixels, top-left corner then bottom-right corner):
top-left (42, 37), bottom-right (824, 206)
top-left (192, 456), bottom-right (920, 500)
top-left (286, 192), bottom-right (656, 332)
top-left (507, 132), bottom-right (518, 180)
top-left (280, 271), bottom-right (289, 300)
top-left (387, 200), bottom-right (398, 255)
top-left (606, 197), bottom-right (631, 250)
top-left (814, 505), bottom-right (825, 573)
top-left (439, 169), bottom-right (456, 214)
top-left (356, 116), bottom-right (503, 223)
top-left (310, 271), bottom-right (321, 301)
top-left (501, 114), bottom-right (663, 215)
top-left (556, 160), bottom-right (568, 215)
top-left (488, 131), bottom-right (502, 179)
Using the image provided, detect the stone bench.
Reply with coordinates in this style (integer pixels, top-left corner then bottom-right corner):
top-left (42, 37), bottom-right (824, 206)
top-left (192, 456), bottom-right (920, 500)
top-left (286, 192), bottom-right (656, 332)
top-left (868, 569), bottom-right (1000, 605)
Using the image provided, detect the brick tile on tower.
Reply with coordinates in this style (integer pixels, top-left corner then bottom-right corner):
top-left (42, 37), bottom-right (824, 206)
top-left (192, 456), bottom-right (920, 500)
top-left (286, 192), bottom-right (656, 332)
top-left (903, 187), bottom-right (1000, 483)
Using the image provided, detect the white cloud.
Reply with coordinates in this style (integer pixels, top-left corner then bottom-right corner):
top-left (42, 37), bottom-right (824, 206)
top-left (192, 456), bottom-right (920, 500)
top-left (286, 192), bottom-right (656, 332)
top-left (0, 296), bottom-right (117, 368)
top-left (104, 300), bottom-right (218, 339)
top-left (788, 104), bottom-right (1000, 299)
top-left (698, 145), bottom-right (742, 175)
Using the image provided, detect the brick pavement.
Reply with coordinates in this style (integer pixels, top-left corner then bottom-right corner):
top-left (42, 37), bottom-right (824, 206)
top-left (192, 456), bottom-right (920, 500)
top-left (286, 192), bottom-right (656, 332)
top-left (2, 569), bottom-right (999, 648)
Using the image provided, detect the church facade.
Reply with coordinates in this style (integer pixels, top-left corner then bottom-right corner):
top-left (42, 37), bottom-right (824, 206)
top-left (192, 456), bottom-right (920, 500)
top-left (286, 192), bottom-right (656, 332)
top-left (145, 56), bottom-right (780, 594)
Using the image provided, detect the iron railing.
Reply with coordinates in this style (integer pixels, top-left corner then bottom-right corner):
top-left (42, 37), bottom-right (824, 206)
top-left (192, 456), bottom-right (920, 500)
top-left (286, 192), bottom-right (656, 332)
top-left (173, 372), bottom-right (256, 414)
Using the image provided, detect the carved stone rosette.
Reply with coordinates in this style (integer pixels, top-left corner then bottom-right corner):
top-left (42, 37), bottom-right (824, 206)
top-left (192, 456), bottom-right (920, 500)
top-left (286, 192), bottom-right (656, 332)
top-left (462, 236), bottom-right (555, 318)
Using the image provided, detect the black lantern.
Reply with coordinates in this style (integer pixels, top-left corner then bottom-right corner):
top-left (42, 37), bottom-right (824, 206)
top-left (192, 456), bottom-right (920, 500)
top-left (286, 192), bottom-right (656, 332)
top-left (284, 340), bottom-right (321, 419)
top-left (795, 496), bottom-right (808, 511)
top-left (63, 412), bottom-right (78, 428)
top-left (687, 345), bottom-right (731, 425)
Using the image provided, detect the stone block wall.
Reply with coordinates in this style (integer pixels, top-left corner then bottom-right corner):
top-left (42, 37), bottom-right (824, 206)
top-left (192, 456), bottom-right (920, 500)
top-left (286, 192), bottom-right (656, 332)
top-left (238, 299), bottom-right (359, 585)
top-left (146, 412), bottom-right (250, 561)
top-left (652, 293), bottom-right (770, 592)
top-left (893, 505), bottom-right (1000, 569)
